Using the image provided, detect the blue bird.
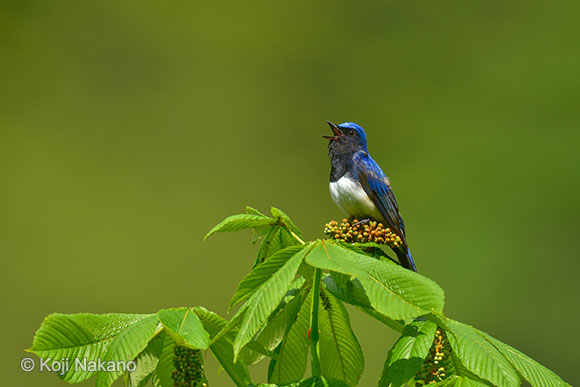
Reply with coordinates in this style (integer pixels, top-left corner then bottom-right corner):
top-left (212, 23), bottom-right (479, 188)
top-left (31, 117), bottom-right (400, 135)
top-left (324, 121), bottom-right (417, 272)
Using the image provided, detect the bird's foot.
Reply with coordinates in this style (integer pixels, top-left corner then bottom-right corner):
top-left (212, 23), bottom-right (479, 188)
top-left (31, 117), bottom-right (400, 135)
top-left (352, 218), bottom-right (370, 227)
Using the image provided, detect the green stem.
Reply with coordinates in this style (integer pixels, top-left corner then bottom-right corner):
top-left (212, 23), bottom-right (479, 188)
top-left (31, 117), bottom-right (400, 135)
top-left (280, 221), bottom-right (306, 245)
top-left (310, 268), bottom-right (322, 377)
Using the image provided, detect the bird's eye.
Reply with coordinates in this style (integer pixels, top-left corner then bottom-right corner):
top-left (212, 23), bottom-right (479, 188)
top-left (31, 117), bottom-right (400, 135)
top-left (348, 130), bottom-right (356, 136)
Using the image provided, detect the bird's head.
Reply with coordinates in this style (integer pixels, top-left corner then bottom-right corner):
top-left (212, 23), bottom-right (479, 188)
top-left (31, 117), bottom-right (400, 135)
top-left (324, 121), bottom-right (368, 153)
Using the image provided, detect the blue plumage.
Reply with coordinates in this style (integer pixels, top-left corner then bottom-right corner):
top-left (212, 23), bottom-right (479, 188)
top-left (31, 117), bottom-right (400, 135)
top-left (325, 121), bottom-right (417, 271)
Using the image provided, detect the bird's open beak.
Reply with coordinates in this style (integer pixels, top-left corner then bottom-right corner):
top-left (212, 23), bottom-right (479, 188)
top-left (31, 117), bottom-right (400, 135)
top-left (323, 121), bottom-right (343, 140)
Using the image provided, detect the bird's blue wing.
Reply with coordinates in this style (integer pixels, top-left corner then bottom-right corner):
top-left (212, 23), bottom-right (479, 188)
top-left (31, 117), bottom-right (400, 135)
top-left (353, 151), bottom-right (406, 241)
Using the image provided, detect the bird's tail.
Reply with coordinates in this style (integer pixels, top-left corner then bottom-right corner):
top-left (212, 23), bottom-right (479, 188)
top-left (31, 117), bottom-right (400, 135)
top-left (396, 248), bottom-right (417, 272)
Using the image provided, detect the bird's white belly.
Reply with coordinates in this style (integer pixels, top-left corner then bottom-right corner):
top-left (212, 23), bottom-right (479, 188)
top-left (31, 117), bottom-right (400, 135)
top-left (329, 176), bottom-right (382, 220)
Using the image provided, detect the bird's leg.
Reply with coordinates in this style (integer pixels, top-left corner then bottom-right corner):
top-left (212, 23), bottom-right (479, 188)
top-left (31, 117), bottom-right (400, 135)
top-left (352, 218), bottom-right (370, 227)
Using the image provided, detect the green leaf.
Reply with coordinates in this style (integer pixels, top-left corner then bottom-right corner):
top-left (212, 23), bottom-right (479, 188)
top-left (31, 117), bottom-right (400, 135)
top-left (296, 376), bottom-right (350, 387)
top-left (379, 319), bottom-right (437, 387)
top-left (260, 277), bottom-right (307, 332)
top-left (193, 307), bottom-right (252, 387)
top-left (306, 241), bottom-right (445, 320)
top-left (323, 272), bottom-right (370, 309)
top-left (271, 207), bottom-right (303, 238)
top-left (234, 243), bottom-right (312, 357)
top-left (28, 313), bottom-right (152, 383)
top-left (348, 241), bottom-right (386, 250)
top-left (210, 300), bottom-right (252, 348)
top-left (428, 375), bottom-right (491, 387)
top-left (306, 240), bottom-right (368, 278)
top-left (95, 315), bottom-right (159, 387)
top-left (246, 206), bottom-right (271, 244)
top-left (246, 206), bottom-right (267, 217)
top-left (205, 214), bottom-right (273, 240)
top-left (218, 276), bottom-right (304, 350)
top-left (254, 225), bottom-right (300, 268)
top-left (254, 227), bottom-right (282, 267)
top-left (127, 330), bottom-right (166, 387)
top-left (318, 290), bottom-right (364, 386)
top-left (151, 331), bottom-right (176, 387)
top-left (446, 350), bottom-right (491, 385)
top-left (298, 376), bottom-right (349, 387)
top-left (340, 241), bottom-right (396, 262)
top-left (270, 288), bottom-right (312, 384)
top-left (231, 245), bottom-right (306, 309)
top-left (356, 305), bottom-right (405, 333)
top-left (241, 282), bottom-right (309, 365)
top-left (267, 344), bottom-right (282, 383)
top-left (354, 253), bottom-right (444, 318)
top-left (323, 272), bottom-right (404, 332)
top-left (478, 330), bottom-right (570, 387)
top-left (157, 308), bottom-right (210, 349)
top-left (444, 319), bottom-right (520, 387)
top-left (251, 376), bottom-right (349, 387)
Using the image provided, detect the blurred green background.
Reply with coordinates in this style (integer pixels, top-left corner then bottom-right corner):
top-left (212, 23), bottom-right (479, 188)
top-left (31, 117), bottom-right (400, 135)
top-left (2, 1), bottom-right (579, 386)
